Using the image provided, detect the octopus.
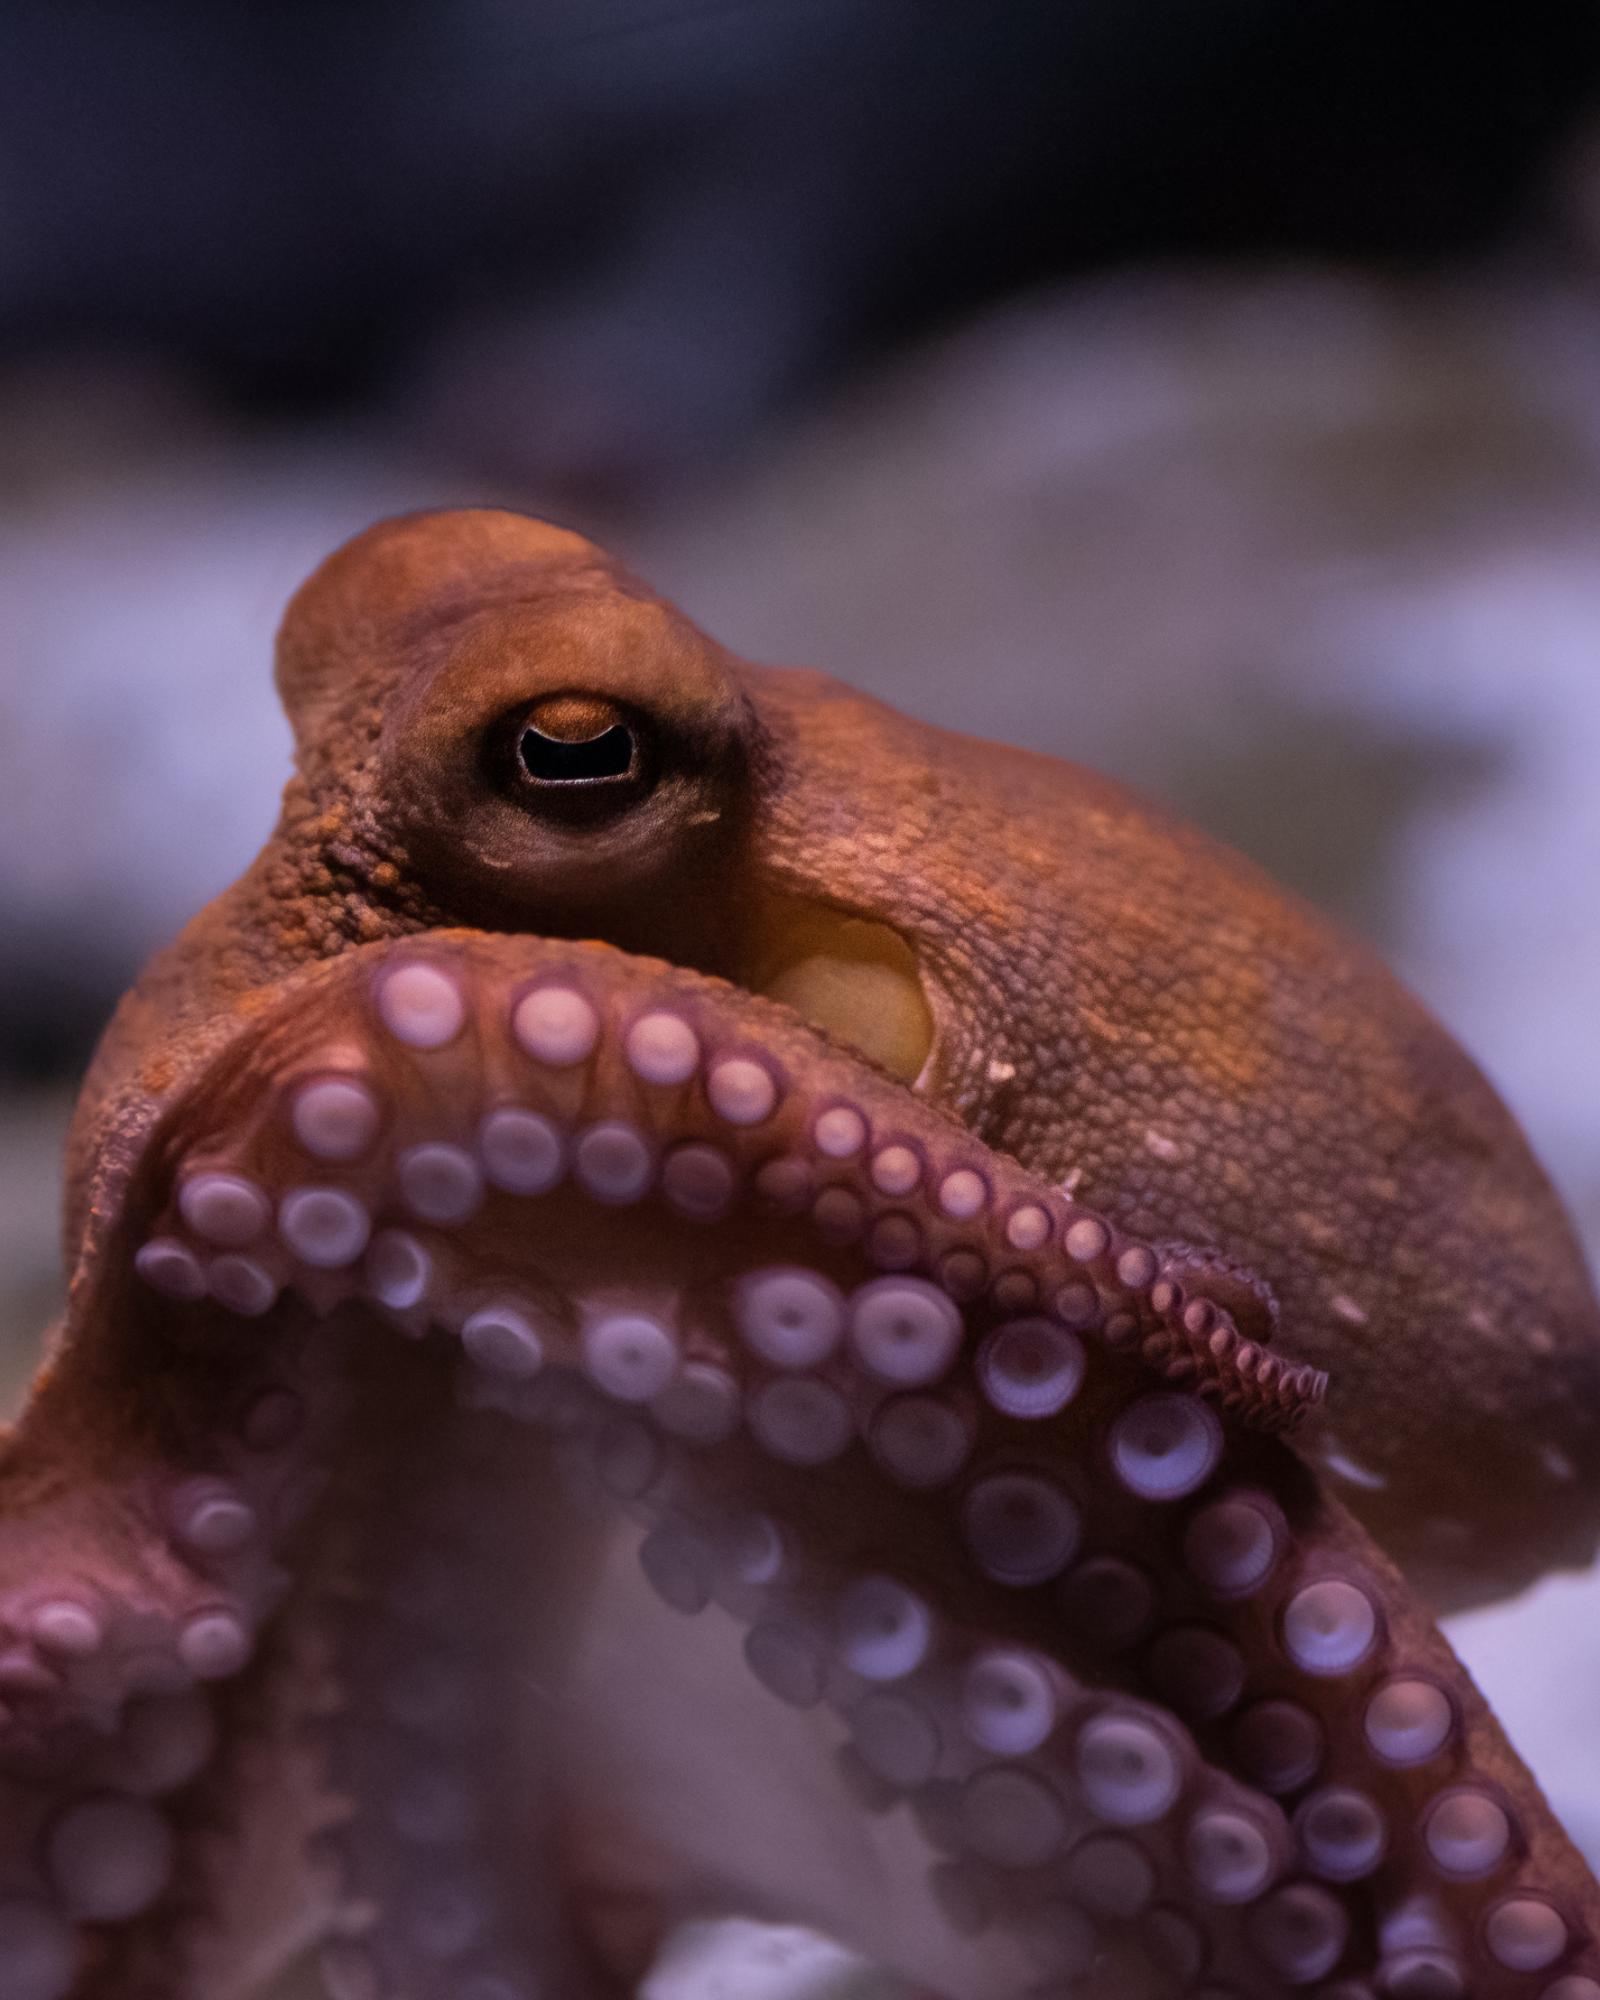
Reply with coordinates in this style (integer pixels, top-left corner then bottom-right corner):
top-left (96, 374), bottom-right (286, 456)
top-left (1, 507), bottom-right (1598, 2000)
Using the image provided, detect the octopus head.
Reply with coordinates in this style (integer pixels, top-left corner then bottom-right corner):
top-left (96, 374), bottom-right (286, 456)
top-left (249, 507), bottom-right (1600, 1603)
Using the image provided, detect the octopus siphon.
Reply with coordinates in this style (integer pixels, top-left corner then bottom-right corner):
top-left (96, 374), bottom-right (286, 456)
top-left (2, 507), bottom-right (1600, 1999)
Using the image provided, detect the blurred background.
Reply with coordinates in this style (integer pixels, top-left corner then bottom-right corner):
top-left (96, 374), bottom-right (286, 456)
top-left (2, 3), bottom-right (1600, 1987)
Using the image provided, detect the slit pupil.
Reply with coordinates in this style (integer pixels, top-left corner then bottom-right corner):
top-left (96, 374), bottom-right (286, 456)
top-left (518, 722), bottom-right (635, 784)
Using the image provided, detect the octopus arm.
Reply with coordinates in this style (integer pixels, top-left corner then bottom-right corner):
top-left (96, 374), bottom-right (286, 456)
top-left (0, 933), bottom-right (1594, 1999)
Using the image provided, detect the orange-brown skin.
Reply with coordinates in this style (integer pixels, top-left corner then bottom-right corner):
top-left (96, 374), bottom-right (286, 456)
top-left (2, 506), bottom-right (1596, 2000)
top-left (79, 508), bottom-right (1600, 1608)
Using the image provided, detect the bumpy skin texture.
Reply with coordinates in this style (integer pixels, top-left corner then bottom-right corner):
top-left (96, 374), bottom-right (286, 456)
top-left (2, 508), bottom-right (1598, 2000)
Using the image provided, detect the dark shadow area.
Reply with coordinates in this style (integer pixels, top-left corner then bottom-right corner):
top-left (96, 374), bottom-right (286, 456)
top-left (0, 2), bottom-right (1594, 489)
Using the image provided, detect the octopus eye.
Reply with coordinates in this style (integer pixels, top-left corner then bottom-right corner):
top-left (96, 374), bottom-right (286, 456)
top-left (498, 694), bottom-right (650, 817)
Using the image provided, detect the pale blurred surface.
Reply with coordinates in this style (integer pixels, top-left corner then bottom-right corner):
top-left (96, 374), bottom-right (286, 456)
top-left (2, 14), bottom-right (1599, 1990)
